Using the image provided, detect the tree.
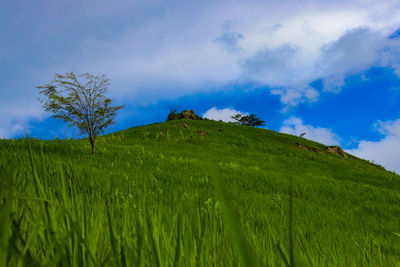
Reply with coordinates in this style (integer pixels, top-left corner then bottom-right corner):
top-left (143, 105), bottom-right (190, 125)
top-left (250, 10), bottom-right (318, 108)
top-left (37, 72), bottom-right (123, 155)
top-left (231, 113), bottom-right (265, 127)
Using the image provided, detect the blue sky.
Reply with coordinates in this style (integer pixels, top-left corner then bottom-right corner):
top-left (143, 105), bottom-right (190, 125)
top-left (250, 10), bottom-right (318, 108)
top-left (1, 0), bottom-right (400, 173)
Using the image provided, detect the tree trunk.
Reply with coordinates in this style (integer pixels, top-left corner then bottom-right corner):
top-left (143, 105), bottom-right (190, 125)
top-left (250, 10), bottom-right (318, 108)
top-left (89, 138), bottom-right (95, 155)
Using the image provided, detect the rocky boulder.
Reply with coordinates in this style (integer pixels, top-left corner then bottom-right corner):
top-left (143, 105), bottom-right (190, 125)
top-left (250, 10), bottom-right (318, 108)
top-left (181, 110), bottom-right (198, 120)
top-left (326, 146), bottom-right (347, 158)
top-left (166, 109), bottom-right (203, 121)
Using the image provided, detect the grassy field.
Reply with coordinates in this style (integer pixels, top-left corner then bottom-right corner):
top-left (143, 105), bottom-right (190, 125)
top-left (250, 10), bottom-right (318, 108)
top-left (1, 119), bottom-right (400, 266)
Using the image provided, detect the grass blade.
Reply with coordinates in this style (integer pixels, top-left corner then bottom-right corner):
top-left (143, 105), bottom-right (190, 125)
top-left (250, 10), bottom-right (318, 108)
top-left (173, 210), bottom-right (182, 267)
top-left (276, 242), bottom-right (290, 267)
top-left (289, 175), bottom-right (295, 267)
top-left (0, 181), bottom-right (12, 266)
top-left (205, 152), bottom-right (256, 267)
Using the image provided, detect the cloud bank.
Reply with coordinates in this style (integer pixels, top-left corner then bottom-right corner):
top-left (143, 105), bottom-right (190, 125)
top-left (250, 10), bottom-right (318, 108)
top-left (2, 0), bottom-right (400, 137)
top-left (80, 0), bottom-right (400, 103)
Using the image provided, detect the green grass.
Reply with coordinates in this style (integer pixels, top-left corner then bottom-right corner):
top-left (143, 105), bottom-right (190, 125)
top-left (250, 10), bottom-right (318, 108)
top-left (1, 119), bottom-right (400, 266)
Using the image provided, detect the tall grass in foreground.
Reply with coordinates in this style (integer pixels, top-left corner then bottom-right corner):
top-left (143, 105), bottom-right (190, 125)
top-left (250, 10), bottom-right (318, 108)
top-left (1, 119), bottom-right (400, 266)
top-left (0, 142), bottom-right (234, 266)
top-left (0, 138), bottom-right (297, 266)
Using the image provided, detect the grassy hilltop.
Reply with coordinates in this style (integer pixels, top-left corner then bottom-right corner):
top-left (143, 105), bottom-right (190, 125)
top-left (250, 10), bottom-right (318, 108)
top-left (1, 119), bottom-right (400, 266)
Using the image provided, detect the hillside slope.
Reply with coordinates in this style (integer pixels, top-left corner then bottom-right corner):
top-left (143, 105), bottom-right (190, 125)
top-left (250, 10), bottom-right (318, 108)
top-left (1, 119), bottom-right (400, 266)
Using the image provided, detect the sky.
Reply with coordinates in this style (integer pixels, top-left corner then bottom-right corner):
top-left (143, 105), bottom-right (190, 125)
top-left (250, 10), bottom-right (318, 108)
top-left (1, 0), bottom-right (400, 173)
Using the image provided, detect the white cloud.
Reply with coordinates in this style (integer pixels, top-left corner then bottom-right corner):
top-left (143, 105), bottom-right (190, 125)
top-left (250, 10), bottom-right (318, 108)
top-left (0, 70), bottom-right (48, 138)
top-left (347, 119), bottom-right (400, 174)
top-left (280, 117), bottom-right (340, 145)
top-left (379, 38), bottom-right (400, 76)
top-left (271, 86), bottom-right (319, 111)
top-left (322, 74), bottom-right (346, 93)
top-left (0, 102), bottom-right (44, 139)
top-left (202, 107), bottom-right (248, 122)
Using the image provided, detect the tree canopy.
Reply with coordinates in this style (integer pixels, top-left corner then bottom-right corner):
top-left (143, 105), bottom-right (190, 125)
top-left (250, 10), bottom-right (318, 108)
top-left (231, 113), bottom-right (265, 127)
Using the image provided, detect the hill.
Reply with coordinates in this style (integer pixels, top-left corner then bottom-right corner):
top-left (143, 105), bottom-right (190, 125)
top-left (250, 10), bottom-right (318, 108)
top-left (1, 119), bottom-right (400, 266)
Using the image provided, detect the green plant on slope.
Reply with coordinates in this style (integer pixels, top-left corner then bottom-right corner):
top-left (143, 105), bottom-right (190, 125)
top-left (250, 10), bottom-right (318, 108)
top-left (1, 120), bottom-right (400, 266)
top-left (231, 113), bottom-right (265, 127)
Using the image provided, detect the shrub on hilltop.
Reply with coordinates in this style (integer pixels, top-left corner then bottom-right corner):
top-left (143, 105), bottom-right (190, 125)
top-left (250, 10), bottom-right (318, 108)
top-left (231, 113), bottom-right (265, 127)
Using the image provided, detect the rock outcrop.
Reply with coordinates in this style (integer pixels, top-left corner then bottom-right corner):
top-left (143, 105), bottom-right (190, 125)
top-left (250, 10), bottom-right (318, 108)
top-left (295, 143), bottom-right (348, 158)
top-left (181, 110), bottom-right (198, 120)
top-left (166, 109), bottom-right (203, 121)
top-left (326, 146), bottom-right (347, 158)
